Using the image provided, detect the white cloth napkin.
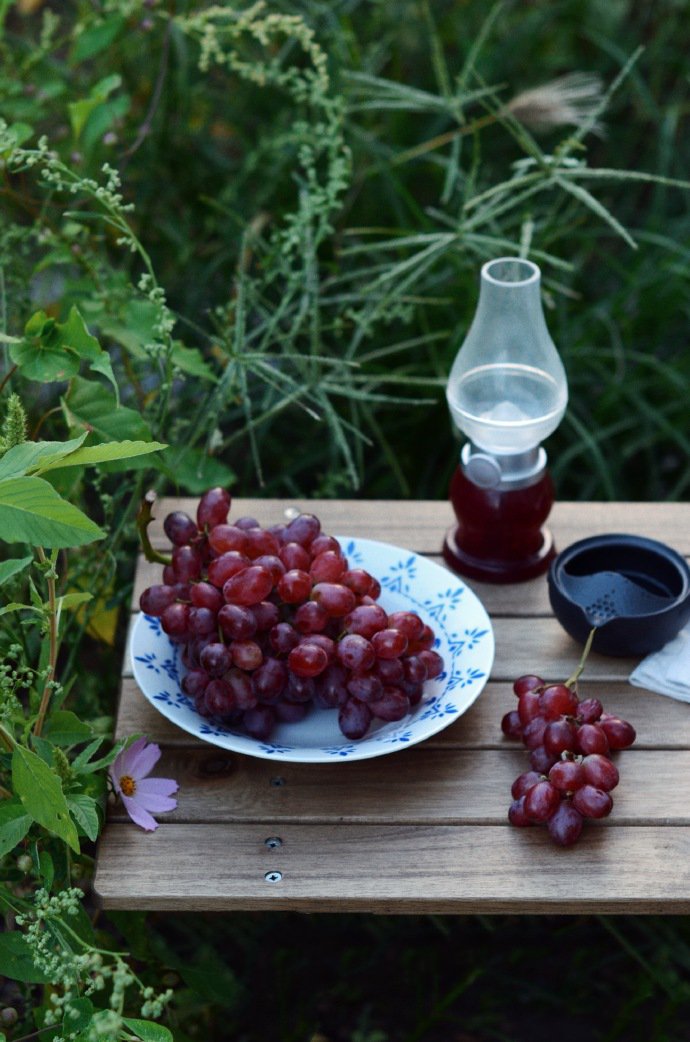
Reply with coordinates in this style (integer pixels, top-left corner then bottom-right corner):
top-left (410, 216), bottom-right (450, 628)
top-left (629, 626), bottom-right (690, 701)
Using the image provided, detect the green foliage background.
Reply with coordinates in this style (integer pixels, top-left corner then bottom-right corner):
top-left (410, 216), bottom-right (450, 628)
top-left (1, 1), bottom-right (690, 1041)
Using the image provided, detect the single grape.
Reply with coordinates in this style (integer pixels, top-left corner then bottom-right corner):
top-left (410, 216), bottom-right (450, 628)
top-left (577, 697), bottom-right (604, 724)
top-left (292, 601), bottom-right (327, 634)
top-left (275, 701), bottom-right (309, 723)
top-left (172, 545), bottom-right (203, 583)
top-left (160, 602), bottom-right (190, 638)
top-left (197, 487), bottom-right (231, 529)
top-left (199, 642), bottom-right (232, 678)
top-left (242, 705), bottom-right (276, 741)
top-left (513, 674), bottom-right (544, 697)
top-left (529, 745), bottom-right (559, 774)
top-left (310, 551), bottom-right (346, 583)
top-left (285, 512), bottom-right (321, 547)
top-left (599, 715), bottom-right (636, 750)
top-left (403, 656), bottom-right (427, 685)
top-left (407, 624), bottom-right (435, 654)
top-left (226, 669), bottom-right (257, 710)
top-left (208, 524), bottom-right (248, 555)
top-left (403, 681), bottom-right (424, 706)
top-left (279, 542), bottom-right (312, 572)
top-left (576, 723), bottom-right (610, 756)
top-left (181, 669), bottom-right (210, 699)
top-left (337, 634), bottom-right (376, 673)
top-left (524, 780), bottom-right (561, 822)
top-left (218, 603), bottom-right (257, 641)
top-left (501, 710), bottom-right (523, 740)
top-left (370, 628), bottom-right (407, 660)
top-left (543, 718), bottom-right (578, 757)
top-left (234, 515), bottom-right (260, 531)
top-left (338, 698), bottom-right (372, 740)
top-left (539, 683), bottom-right (579, 721)
top-left (288, 642), bottom-right (329, 678)
top-left (300, 633), bottom-right (336, 664)
top-left (190, 581), bottom-right (224, 613)
top-left (140, 584), bottom-right (178, 616)
top-left (251, 554), bottom-right (285, 585)
top-left (277, 569), bottom-right (312, 605)
top-left (508, 796), bottom-right (533, 827)
top-left (344, 604), bottom-right (388, 639)
top-left (244, 527), bottom-right (281, 560)
top-left (311, 582), bottom-right (356, 618)
top-left (387, 611), bottom-right (424, 641)
top-left (547, 801), bottom-right (584, 846)
top-left (188, 606), bottom-right (218, 637)
top-left (341, 568), bottom-right (376, 596)
top-left (250, 600), bottom-right (280, 632)
top-left (375, 657), bottom-right (405, 684)
top-left (310, 534), bottom-right (341, 557)
top-left (285, 672), bottom-right (316, 704)
top-left (369, 686), bottom-right (410, 722)
top-left (223, 565), bottom-right (274, 607)
top-left (269, 621), bottom-right (300, 655)
top-left (347, 673), bottom-right (384, 704)
top-left (314, 663), bottom-right (349, 708)
top-left (418, 649), bottom-right (443, 680)
top-left (548, 759), bottom-right (586, 793)
top-left (230, 640), bottom-right (264, 671)
top-left (208, 551), bottom-right (251, 588)
top-left (253, 657), bottom-right (288, 704)
top-left (581, 753), bottom-right (619, 792)
top-left (572, 785), bottom-right (613, 819)
top-left (511, 770), bottom-right (542, 800)
top-left (204, 678), bottom-right (235, 716)
top-left (517, 690), bottom-right (542, 726)
top-left (164, 511), bottom-right (198, 546)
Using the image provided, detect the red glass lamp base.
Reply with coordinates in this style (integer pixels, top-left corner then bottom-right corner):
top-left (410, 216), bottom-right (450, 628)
top-left (443, 462), bottom-right (556, 584)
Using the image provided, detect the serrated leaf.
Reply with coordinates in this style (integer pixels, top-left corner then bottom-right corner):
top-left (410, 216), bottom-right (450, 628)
top-left (121, 1018), bottom-right (174, 1042)
top-left (0, 555), bottom-right (33, 586)
top-left (38, 439), bottom-right (167, 473)
top-left (11, 745), bottom-right (80, 852)
top-left (67, 794), bottom-right (100, 842)
top-left (0, 932), bottom-right (50, 983)
top-left (0, 475), bottom-right (104, 548)
top-left (44, 710), bottom-right (93, 747)
top-left (0, 435), bottom-right (88, 481)
top-left (0, 800), bottom-right (32, 858)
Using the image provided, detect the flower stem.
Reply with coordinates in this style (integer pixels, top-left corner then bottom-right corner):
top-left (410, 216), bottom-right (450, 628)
top-left (136, 490), bottom-right (172, 565)
top-left (33, 547), bottom-right (57, 738)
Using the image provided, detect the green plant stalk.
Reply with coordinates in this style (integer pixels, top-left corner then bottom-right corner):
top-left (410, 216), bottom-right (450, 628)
top-left (33, 547), bottom-right (57, 738)
top-left (565, 626), bottom-right (598, 688)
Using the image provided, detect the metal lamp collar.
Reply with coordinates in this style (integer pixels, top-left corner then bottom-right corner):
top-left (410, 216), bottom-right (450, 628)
top-left (461, 442), bottom-right (547, 491)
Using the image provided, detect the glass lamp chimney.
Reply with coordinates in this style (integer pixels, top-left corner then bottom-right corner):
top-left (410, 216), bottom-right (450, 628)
top-left (443, 258), bottom-right (568, 582)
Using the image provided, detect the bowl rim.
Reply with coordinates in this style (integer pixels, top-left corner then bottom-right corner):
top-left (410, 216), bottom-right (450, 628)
top-left (548, 532), bottom-right (690, 621)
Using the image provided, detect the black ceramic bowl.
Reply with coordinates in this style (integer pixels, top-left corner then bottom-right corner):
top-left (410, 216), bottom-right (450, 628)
top-left (548, 533), bottom-right (690, 657)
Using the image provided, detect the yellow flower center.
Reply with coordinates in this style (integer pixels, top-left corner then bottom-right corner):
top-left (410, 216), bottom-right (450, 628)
top-left (119, 774), bottom-right (137, 797)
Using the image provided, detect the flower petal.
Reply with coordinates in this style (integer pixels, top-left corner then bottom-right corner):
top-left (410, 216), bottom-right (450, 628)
top-left (121, 793), bottom-right (159, 831)
top-left (124, 737), bottom-right (162, 780)
top-left (135, 776), bottom-right (179, 799)
top-left (135, 789), bottom-right (178, 815)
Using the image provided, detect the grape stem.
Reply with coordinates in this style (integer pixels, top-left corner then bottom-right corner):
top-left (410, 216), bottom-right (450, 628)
top-left (564, 626), bottom-right (597, 689)
top-left (136, 490), bottom-right (172, 565)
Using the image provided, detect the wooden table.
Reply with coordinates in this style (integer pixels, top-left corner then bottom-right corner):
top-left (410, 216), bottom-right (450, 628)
top-left (94, 499), bottom-right (690, 914)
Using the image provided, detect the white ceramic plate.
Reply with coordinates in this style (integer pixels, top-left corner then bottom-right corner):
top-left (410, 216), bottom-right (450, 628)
top-left (130, 536), bottom-right (494, 763)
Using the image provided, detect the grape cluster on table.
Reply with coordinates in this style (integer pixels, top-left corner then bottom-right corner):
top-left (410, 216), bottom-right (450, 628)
top-left (139, 488), bottom-right (444, 742)
top-left (502, 674), bottom-right (636, 846)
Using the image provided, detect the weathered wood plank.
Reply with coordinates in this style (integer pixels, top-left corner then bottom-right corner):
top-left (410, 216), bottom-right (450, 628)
top-left (114, 676), bottom-right (688, 750)
top-left (144, 498), bottom-right (690, 554)
top-left (105, 747), bottom-right (690, 826)
top-left (94, 822), bottom-right (690, 913)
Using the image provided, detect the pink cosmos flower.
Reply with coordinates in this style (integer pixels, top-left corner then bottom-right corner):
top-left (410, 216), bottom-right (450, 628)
top-left (109, 737), bottom-right (178, 831)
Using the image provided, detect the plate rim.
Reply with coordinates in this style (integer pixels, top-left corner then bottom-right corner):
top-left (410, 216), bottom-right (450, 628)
top-left (130, 535), bottom-right (495, 763)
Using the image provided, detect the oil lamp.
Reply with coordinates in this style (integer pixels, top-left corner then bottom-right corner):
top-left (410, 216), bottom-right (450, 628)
top-left (443, 257), bottom-right (568, 583)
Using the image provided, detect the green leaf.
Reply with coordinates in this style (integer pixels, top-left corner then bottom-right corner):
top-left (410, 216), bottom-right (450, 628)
top-left (72, 15), bottom-right (125, 62)
top-left (0, 555), bottom-right (33, 587)
top-left (121, 1018), bottom-right (174, 1042)
top-left (38, 439), bottom-right (167, 473)
top-left (38, 848), bottom-right (54, 893)
top-left (68, 73), bottom-right (121, 140)
top-left (55, 591), bottom-right (93, 612)
top-left (160, 446), bottom-right (236, 495)
top-left (10, 324), bottom-right (81, 382)
top-left (171, 341), bottom-right (217, 382)
top-left (0, 435), bottom-right (88, 481)
top-left (63, 376), bottom-right (153, 443)
top-left (67, 794), bottom-right (100, 842)
top-left (10, 308), bottom-right (118, 393)
top-left (0, 800), bottom-right (32, 859)
top-left (44, 710), bottom-right (93, 747)
top-left (0, 601), bottom-right (37, 618)
top-left (57, 307), bottom-right (119, 399)
top-left (11, 745), bottom-right (80, 852)
top-left (0, 932), bottom-right (50, 984)
top-left (0, 475), bottom-right (104, 548)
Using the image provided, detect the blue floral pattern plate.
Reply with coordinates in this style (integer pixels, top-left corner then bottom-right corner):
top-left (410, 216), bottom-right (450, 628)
top-left (130, 537), bottom-right (494, 763)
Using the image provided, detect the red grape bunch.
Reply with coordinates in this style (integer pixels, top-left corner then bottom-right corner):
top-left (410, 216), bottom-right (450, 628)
top-left (501, 671), bottom-right (636, 846)
top-left (139, 488), bottom-right (444, 743)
